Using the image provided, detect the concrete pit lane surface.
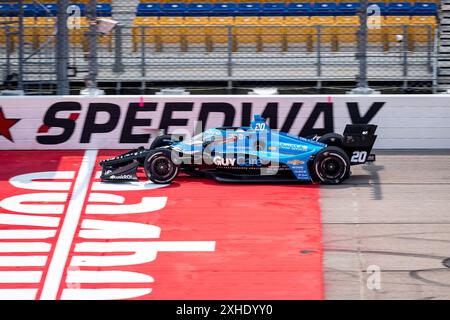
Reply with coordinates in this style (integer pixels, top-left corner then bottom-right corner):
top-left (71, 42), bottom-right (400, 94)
top-left (322, 150), bottom-right (450, 299)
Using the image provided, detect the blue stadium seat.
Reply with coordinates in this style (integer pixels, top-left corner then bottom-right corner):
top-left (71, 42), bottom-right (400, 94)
top-left (312, 3), bottom-right (337, 16)
top-left (186, 3), bottom-right (213, 17)
top-left (387, 2), bottom-right (411, 16)
top-left (261, 3), bottom-right (286, 17)
top-left (286, 3), bottom-right (312, 17)
top-left (33, 3), bottom-right (107, 17)
top-left (337, 2), bottom-right (361, 16)
top-left (36, 4), bottom-right (57, 17)
top-left (210, 3), bottom-right (237, 17)
top-left (96, 4), bottom-right (112, 17)
top-left (10, 4), bottom-right (37, 17)
top-left (160, 3), bottom-right (187, 17)
top-left (0, 4), bottom-right (11, 17)
top-left (137, 3), bottom-right (160, 17)
top-left (368, 2), bottom-right (388, 16)
top-left (236, 3), bottom-right (261, 17)
top-left (411, 2), bottom-right (437, 16)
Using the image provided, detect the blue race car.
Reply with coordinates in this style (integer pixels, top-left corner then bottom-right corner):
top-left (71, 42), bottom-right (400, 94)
top-left (99, 115), bottom-right (377, 185)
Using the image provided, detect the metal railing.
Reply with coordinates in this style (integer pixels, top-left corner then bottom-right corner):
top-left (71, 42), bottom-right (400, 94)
top-left (0, 6), bottom-right (438, 94)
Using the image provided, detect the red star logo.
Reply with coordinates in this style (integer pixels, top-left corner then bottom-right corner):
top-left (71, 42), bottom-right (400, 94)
top-left (0, 108), bottom-right (20, 142)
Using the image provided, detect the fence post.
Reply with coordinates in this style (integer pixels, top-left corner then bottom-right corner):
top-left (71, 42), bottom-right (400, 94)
top-left (56, 0), bottom-right (69, 95)
top-left (316, 25), bottom-right (321, 78)
top-left (402, 25), bottom-right (408, 78)
top-left (113, 25), bottom-right (124, 73)
top-left (227, 25), bottom-right (233, 90)
top-left (427, 25), bottom-right (432, 73)
top-left (5, 25), bottom-right (11, 77)
top-left (141, 26), bottom-right (146, 77)
top-left (432, 28), bottom-right (438, 93)
top-left (18, 0), bottom-right (24, 91)
top-left (356, 0), bottom-right (369, 89)
top-left (86, 0), bottom-right (98, 91)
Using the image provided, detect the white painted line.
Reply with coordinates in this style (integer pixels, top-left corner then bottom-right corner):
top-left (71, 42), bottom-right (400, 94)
top-left (0, 256), bottom-right (47, 267)
top-left (0, 289), bottom-right (38, 300)
top-left (0, 242), bottom-right (51, 252)
top-left (61, 288), bottom-right (152, 300)
top-left (0, 271), bottom-right (42, 283)
top-left (0, 230), bottom-right (56, 239)
top-left (10, 171), bottom-right (75, 191)
top-left (40, 150), bottom-right (97, 300)
top-left (0, 213), bottom-right (60, 228)
top-left (66, 270), bottom-right (154, 283)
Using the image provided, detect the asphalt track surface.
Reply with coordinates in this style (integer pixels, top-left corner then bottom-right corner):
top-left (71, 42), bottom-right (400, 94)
top-left (322, 150), bottom-right (450, 299)
top-left (0, 150), bottom-right (449, 299)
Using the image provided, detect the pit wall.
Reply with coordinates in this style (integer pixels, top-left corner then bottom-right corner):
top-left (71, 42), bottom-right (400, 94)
top-left (1, 95), bottom-right (449, 149)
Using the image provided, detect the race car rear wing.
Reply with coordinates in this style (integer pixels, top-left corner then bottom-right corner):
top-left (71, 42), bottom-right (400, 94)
top-left (342, 124), bottom-right (377, 165)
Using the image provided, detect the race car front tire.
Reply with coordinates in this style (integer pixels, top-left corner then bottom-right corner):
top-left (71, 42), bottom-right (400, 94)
top-left (144, 148), bottom-right (179, 184)
top-left (313, 146), bottom-right (350, 185)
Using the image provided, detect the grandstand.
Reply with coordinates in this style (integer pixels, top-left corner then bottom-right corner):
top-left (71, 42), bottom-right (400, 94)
top-left (0, 0), bottom-right (444, 94)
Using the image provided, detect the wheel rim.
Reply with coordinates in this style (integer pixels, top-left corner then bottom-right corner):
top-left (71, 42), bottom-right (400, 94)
top-left (151, 156), bottom-right (174, 179)
top-left (319, 155), bottom-right (345, 180)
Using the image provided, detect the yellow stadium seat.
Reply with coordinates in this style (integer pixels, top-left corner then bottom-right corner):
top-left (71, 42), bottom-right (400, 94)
top-left (158, 17), bottom-right (185, 45)
top-left (234, 16), bottom-right (260, 45)
top-left (184, 17), bottom-right (209, 44)
top-left (383, 16), bottom-right (411, 43)
top-left (310, 16), bottom-right (335, 43)
top-left (36, 17), bottom-right (56, 46)
top-left (68, 16), bottom-right (88, 47)
top-left (335, 16), bottom-right (359, 44)
top-left (207, 17), bottom-right (234, 47)
top-left (285, 16), bottom-right (312, 44)
top-left (0, 17), bottom-right (11, 45)
top-left (11, 17), bottom-right (37, 48)
top-left (379, 0), bottom-right (438, 1)
top-left (409, 16), bottom-right (436, 43)
top-left (259, 16), bottom-right (285, 44)
top-left (367, 15), bottom-right (384, 43)
top-left (132, 17), bottom-right (159, 50)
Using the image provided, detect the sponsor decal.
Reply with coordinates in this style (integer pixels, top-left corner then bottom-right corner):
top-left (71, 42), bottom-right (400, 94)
top-left (213, 157), bottom-right (236, 167)
top-left (109, 174), bottom-right (134, 180)
top-left (0, 150), bottom-right (324, 299)
top-left (287, 160), bottom-right (305, 165)
top-left (0, 152), bottom-right (215, 300)
top-left (213, 156), bottom-right (263, 167)
top-left (280, 142), bottom-right (309, 152)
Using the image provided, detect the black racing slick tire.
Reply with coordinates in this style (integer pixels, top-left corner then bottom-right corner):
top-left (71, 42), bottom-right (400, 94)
top-left (318, 133), bottom-right (343, 146)
top-left (313, 146), bottom-right (350, 185)
top-left (150, 134), bottom-right (182, 150)
top-left (144, 148), bottom-right (179, 184)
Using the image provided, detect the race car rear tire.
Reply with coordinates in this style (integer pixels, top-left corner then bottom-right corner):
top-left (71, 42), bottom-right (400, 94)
top-left (144, 148), bottom-right (179, 184)
top-left (313, 146), bottom-right (350, 185)
top-left (318, 133), bottom-right (343, 146)
top-left (150, 134), bottom-right (182, 150)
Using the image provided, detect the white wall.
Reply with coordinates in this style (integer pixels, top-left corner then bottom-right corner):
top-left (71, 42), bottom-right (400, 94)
top-left (0, 95), bottom-right (449, 149)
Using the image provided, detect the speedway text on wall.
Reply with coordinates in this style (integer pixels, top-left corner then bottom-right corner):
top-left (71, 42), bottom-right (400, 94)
top-left (1, 95), bottom-right (450, 149)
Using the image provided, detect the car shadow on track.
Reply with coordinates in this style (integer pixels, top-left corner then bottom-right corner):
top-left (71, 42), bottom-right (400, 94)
top-left (320, 163), bottom-right (385, 200)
